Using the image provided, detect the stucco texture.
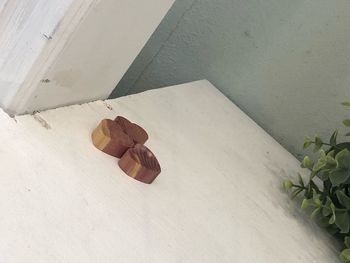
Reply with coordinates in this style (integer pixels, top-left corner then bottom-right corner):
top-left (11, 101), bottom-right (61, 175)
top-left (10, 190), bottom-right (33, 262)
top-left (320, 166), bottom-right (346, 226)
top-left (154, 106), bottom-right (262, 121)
top-left (110, 0), bottom-right (350, 159)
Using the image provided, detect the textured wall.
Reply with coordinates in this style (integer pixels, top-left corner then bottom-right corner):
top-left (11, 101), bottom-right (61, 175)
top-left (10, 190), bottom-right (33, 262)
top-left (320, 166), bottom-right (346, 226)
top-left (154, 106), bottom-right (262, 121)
top-left (110, 0), bottom-right (350, 159)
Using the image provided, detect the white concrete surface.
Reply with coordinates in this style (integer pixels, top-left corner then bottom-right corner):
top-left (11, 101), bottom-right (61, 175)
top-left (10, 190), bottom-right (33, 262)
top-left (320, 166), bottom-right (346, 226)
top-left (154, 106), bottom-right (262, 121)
top-left (0, 80), bottom-right (340, 262)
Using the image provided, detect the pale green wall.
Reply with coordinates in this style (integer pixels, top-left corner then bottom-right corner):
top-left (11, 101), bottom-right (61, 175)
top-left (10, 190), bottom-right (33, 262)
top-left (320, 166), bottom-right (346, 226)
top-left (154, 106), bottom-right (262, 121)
top-left (110, 0), bottom-right (350, 159)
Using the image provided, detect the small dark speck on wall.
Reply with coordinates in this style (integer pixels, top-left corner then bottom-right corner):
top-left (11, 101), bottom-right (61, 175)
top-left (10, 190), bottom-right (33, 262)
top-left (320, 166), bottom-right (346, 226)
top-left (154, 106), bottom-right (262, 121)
top-left (244, 30), bottom-right (252, 38)
top-left (43, 34), bottom-right (52, 40)
top-left (41, 79), bottom-right (51, 83)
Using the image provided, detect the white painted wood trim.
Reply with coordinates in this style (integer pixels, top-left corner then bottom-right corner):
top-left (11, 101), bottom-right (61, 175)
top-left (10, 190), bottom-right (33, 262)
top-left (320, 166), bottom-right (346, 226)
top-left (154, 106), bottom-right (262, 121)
top-left (0, 0), bottom-right (78, 108)
top-left (1, 0), bottom-right (174, 115)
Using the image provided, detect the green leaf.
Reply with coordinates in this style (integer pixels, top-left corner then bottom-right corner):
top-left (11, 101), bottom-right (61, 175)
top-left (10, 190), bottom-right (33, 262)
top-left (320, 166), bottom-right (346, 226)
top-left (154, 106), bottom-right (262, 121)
top-left (326, 155), bottom-right (337, 167)
top-left (283, 180), bottom-right (293, 190)
top-left (301, 156), bottom-right (313, 169)
top-left (330, 130), bottom-right (338, 146)
top-left (312, 189), bottom-right (321, 206)
top-left (327, 150), bottom-right (335, 158)
top-left (301, 199), bottom-right (309, 209)
top-left (314, 136), bottom-right (323, 152)
top-left (337, 191), bottom-right (350, 209)
top-left (322, 206), bottom-right (332, 216)
top-left (336, 149), bottom-right (350, 170)
top-left (310, 207), bottom-right (320, 219)
top-left (329, 203), bottom-right (336, 224)
top-left (339, 249), bottom-right (350, 263)
top-left (342, 102), bottom-right (350, 106)
top-left (340, 254), bottom-right (347, 263)
top-left (335, 210), bottom-right (350, 233)
top-left (313, 159), bottom-right (326, 172)
top-left (303, 137), bottom-right (313, 149)
top-left (329, 169), bottom-right (350, 186)
top-left (317, 170), bottom-right (330, 181)
top-left (322, 195), bottom-right (332, 217)
top-left (329, 214), bottom-right (336, 224)
top-left (340, 248), bottom-right (350, 262)
top-left (313, 150), bottom-right (327, 172)
top-left (345, 237), bottom-right (350, 248)
top-left (314, 153), bottom-right (336, 179)
top-left (321, 149), bottom-right (327, 158)
top-left (315, 136), bottom-right (323, 145)
top-left (344, 120), bottom-right (350, 127)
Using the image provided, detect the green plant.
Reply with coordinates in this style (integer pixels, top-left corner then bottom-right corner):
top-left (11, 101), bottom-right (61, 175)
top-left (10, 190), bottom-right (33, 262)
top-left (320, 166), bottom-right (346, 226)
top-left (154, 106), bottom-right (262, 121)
top-left (284, 102), bottom-right (350, 262)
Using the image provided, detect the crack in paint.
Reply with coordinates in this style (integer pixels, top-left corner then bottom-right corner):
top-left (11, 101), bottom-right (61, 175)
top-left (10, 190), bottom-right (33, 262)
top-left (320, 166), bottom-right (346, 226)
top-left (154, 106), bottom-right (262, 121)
top-left (32, 112), bottom-right (51, 129)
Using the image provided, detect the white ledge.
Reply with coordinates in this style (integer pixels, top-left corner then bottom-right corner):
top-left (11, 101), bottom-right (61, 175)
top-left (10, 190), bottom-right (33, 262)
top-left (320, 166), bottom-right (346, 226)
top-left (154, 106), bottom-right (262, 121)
top-left (0, 80), bottom-right (339, 262)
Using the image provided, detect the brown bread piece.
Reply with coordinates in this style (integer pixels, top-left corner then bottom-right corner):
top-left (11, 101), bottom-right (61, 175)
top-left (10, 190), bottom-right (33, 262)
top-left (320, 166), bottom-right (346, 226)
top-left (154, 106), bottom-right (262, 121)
top-left (118, 144), bottom-right (161, 184)
top-left (115, 116), bottom-right (149, 145)
top-left (92, 119), bottom-right (134, 158)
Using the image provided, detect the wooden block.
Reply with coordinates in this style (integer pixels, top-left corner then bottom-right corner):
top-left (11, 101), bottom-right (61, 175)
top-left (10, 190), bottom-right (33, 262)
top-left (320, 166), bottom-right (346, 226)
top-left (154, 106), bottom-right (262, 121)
top-left (92, 119), bottom-right (134, 158)
top-left (115, 116), bottom-right (148, 144)
top-left (118, 144), bottom-right (161, 184)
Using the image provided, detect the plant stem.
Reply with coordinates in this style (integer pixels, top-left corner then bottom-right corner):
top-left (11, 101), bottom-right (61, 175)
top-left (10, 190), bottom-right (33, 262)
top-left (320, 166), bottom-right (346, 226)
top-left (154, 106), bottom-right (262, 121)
top-left (291, 184), bottom-right (308, 191)
top-left (310, 140), bottom-right (344, 150)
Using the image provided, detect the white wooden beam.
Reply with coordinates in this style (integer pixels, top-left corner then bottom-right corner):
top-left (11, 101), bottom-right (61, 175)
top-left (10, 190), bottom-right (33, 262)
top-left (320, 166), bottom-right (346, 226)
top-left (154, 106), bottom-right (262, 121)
top-left (0, 0), bottom-right (174, 114)
top-left (0, 0), bottom-right (76, 109)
